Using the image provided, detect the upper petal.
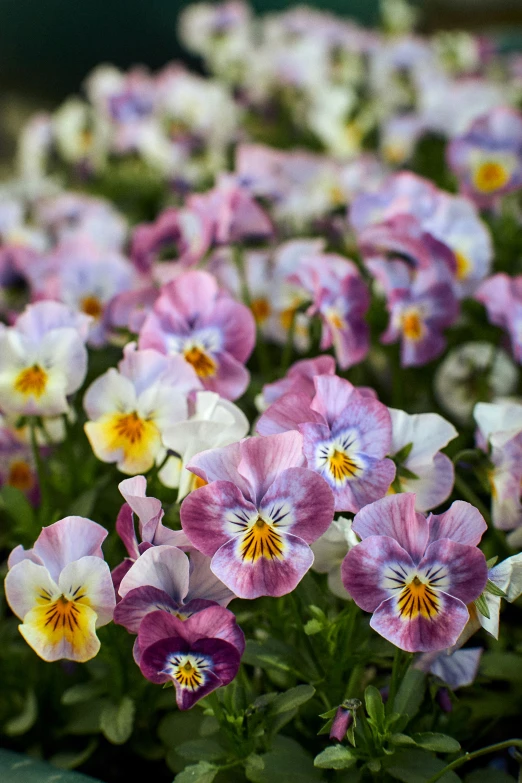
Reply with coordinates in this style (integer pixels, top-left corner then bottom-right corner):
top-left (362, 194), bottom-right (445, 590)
top-left (118, 545), bottom-right (190, 605)
top-left (351, 494), bottom-right (429, 562)
top-left (237, 432), bottom-right (306, 504)
top-left (427, 500), bottom-right (487, 547)
top-left (33, 516), bottom-right (108, 582)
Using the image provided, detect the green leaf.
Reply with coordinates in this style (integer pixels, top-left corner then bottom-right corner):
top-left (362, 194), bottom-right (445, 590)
top-left (100, 697), bottom-right (135, 745)
top-left (390, 734), bottom-right (417, 747)
top-left (61, 682), bottom-right (107, 706)
top-left (0, 485), bottom-right (35, 529)
top-left (393, 668), bottom-right (425, 720)
top-left (174, 762), bottom-right (218, 783)
top-left (176, 740), bottom-right (225, 763)
top-left (314, 745), bottom-right (356, 770)
top-left (244, 754), bottom-right (265, 779)
top-left (394, 442), bottom-right (414, 463)
top-left (486, 557), bottom-right (498, 568)
top-left (270, 685), bottom-right (315, 715)
top-left (474, 593), bottom-right (490, 619)
top-left (49, 739), bottom-right (98, 770)
top-left (385, 750), bottom-right (461, 783)
top-left (484, 580), bottom-right (507, 598)
top-left (480, 652), bottom-right (522, 683)
top-left (411, 733), bottom-right (461, 753)
top-left (398, 466), bottom-right (420, 480)
top-left (247, 737), bottom-right (322, 782)
top-left (304, 619), bottom-right (323, 636)
top-left (4, 690), bottom-right (37, 736)
top-left (364, 685), bottom-right (385, 732)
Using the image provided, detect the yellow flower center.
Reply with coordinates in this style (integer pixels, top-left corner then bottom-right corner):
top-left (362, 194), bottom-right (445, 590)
top-left (327, 311), bottom-right (345, 330)
top-left (250, 297), bottom-right (271, 325)
top-left (183, 346), bottom-right (217, 378)
top-left (240, 516), bottom-right (285, 563)
top-left (327, 449), bottom-right (360, 482)
top-left (473, 161), bottom-right (509, 194)
top-left (397, 575), bottom-right (440, 620)
top-left (7, 460), bottom-right (34, 492)
top-left (109, 412), bottom-right (154, 447)
top-left (14, 365), bottom-right (48, 398)
top-left (401, 309), bottom-right (424, 342)
top-left (80, 295), bottom-right (103, 319)
top-left (80, 129), bottom-right (93, 153)
top-left (173, 657), bottom-right (205, 690)
top-left (454, 250), bottom-right (471, 281)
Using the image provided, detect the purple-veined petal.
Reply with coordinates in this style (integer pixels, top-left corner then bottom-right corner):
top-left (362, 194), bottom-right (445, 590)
top-left (237, 432), bottom-right (306, 504)
top-left (181, 480), bottom-right (257, 556)
top-left (341, 535), bottom-right (415, 612)
top-left (370, 591), bottom-right (470, 653)
top-left (187, 441), bottom-right (251, 498)
top-left (351, 494), bottom-right (429, 562)
top-left (210, 532), bottom-right (314, 599)
top-left (427, 500), bottom-right (487, 547)
top-left (256, 392), bottom-right (320, 436)
top-left (258, 467), bottom-right (334, 544)
top-left (58, 556), bottom-right (116, 627)
top-left (418, 539), bottom-right (488, 605)
top-left (118, 545), bottom-right (190, 604)
top-left (114, 586), bottom-right (181, 634)
top-left (310, 375), bottom-right (356, 425)
top-left (176, 604), bottom-right (245, 654)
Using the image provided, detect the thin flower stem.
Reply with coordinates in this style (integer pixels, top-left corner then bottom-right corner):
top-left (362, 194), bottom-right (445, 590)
top-left (387, 648), bottom-right (412, 716)
top-left (29, 417), bottom-right (50, 521)
top-left (425, 739), bottom-right (522, 783)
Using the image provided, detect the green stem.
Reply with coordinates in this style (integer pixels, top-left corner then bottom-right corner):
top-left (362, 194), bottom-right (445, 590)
top-left (289, 591), bottom-right (324, 682)
top-left (453, 473), bottom-right (492, 525)
top-left (425, 739), bottom-right (522, 783)
top-left (387, 648), bottom-right (412, 716)
top-left (29, 418), bottom-right (50, 522)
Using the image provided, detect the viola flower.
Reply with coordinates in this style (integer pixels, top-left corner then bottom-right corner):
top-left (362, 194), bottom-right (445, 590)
top-left (84, 342), bottom-right (200, 474)
top-left (289, 254), bottom-right (370, 370)
top-left (415, 647), bottom-right (482, 690)
top-left (138, 270), bottom-right (256, 400)
top-left (28, 238), bottom-right (135, 347)
top-left (130, 204), bottom-right (212, 281)
top-left (259, 355), bottom-right (336, 410)
top-left (447, 107), bottom-right (522, 206)
top-left (0, 301), bottom-right (89, 417)
top-left (0, 417), bottom-right (39, 504)
top-left (115, 543), bottom-right (235, 634)
top-left (311, 517), bottom-right (358, 599)
top-left (474, 401), bottom-right (522, 532)
top-left (434, 342), bottom-right (518, 424)
top-left (137, 605), bottom-right (244, 709)
top-left (180, 431), bottom-right (335, 599)
top-left (388, 408), bottom-right (458, 511)
top-left (160, 389), bottom-right (249, 499)
top-left (341, 494), bottom-right (488, 652)
top-left (460, 553), bottom-right (522, 643)
top-left (5, 516), bottom-right (115, 662)
top-left (380, 271), bottom-right (459, 367)
top-left (475, 274), bottom-right (522, 363)
top-left (257, 375), bottom-right (395, 513)
top-left (35, 193), bottom-right (127, 251)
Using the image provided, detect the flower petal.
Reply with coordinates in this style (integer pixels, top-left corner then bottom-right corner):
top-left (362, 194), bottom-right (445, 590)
top-left (58, 556), bottom-right (116, 627)
top-left (33, 516), bottom-right (108, 582)
top-left (5, 560), bottom-right (59, 619)
top-left (418, 539), bottom-right (488, 605)
top-left (427, 501), bottom-right (487, 547)
top-left (237, 432), bottom-right (306, 504)
top-left (118, 545), bottom-right (190, 605)
top-left (114, 586), bottom-right (181, 633)
top-left (351, 494), bottom-right (429, 562)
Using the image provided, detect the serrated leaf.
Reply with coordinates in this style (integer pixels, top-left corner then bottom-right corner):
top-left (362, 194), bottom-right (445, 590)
top-left (270, 685), bottom-right (315, 715)
top-left (314, 745), bottom-right (356, 770)
top-left (393, 669), bottom-right (425, 720)
top-left (365, 685), bottom-right (385, 732)
top-left (100, 697), bottom-right (135, 745)
top-left (176, 740), bottom-right (225, 762)
top-left (174, 761), bottom-right (218, 783)
top-left (474, 593), bottom-right (490, 619)
top-left (411, 733), bottom-right (461, 753)
top-left (4, 690), bottom-right (37, 736)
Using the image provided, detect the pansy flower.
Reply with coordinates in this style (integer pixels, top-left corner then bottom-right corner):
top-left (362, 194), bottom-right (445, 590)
top-left (137, 605), bottom-right (244, 709)
top-left (341, 494), bottom-right (488, 652)
top-left (415, 647), bottom-right (482, 691)
top-left (259, 355), bottom-right (336, 411)
top-left (84, 342), bottom-right (200, 474)
top-left (257, 375), bottom-right (395, 513)
top-left (0, 417), bottom-right (39, 504)
top-left (0, 301), bottom-right (89, 417)
top-left (115, 544), bottom-right (235, 634)
top-left (310, 517), bottom-right (358, 599)
top-left (5, 516), bottom-right (115, 662)
top-left (180, 431), bottom-right (334, 598)
top-left (475, 274), bottom-right (522, 364)
top-left (447, 107), bottom-right (522, 206)
top-left (388, 408), bottom-right (457, 511)
top-left (138, 270), bottom-right (256, 400)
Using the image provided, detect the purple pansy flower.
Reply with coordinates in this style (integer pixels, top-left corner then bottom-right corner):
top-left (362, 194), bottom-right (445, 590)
top-left (475, 274), bottom-right (522, 364)
top-left (137, 606), bottom-right (244, 709)
top-left (341, 494), bottom-right (489, 652)
top-left (257, 375), bottom-right (395, 513)
top-left (138, 270), bottom-right (256, 400)
top-left (180, 431), bottom-right (335, 599)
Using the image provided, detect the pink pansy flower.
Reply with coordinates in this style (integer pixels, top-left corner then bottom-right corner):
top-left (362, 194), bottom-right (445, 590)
top-left (115, 543), bottom-right (235, 635)
top-left (28, 238), bottom-right (135, 347)
top-left (137, 606), bottom-right (244, 710)
top-left (475, 274), bottom-right (522, 363)
top-left (388, 408), bottom-right (458, 512)
top-left (109, 286), bottom-right (159, 335)
top-left (180, 431), bottom-right (335, 599)
top-left (289, 254), bottom-right (370, 370)
top-left (84, 342), bottom-right (200, 475)
top-left (35, 193), bottom-right (127, 251)
top-left (5, 516), bottom-right (115, 662)
top-left (0, 301), bottom-right (89, 417)
top-left (260, 355), bottom-right (336, 409)
top-left (138, 270), bottom-right (256, 400)
top-left (341, 494), bottom-right (488, 652)
top-left (447, 106), bottom-right (522, 206)
top-left (130, 204), bottom-right (212, 281)
top-left (257, 375), bottom-right (395, 513)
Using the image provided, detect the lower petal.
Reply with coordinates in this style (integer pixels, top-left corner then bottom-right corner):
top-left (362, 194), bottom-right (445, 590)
top-left (19, 600), bottom-right (100, 662)
top-left (370, 591), bottom-right (470, 653)
top-left (210, 533), bottom-right (314, 599)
